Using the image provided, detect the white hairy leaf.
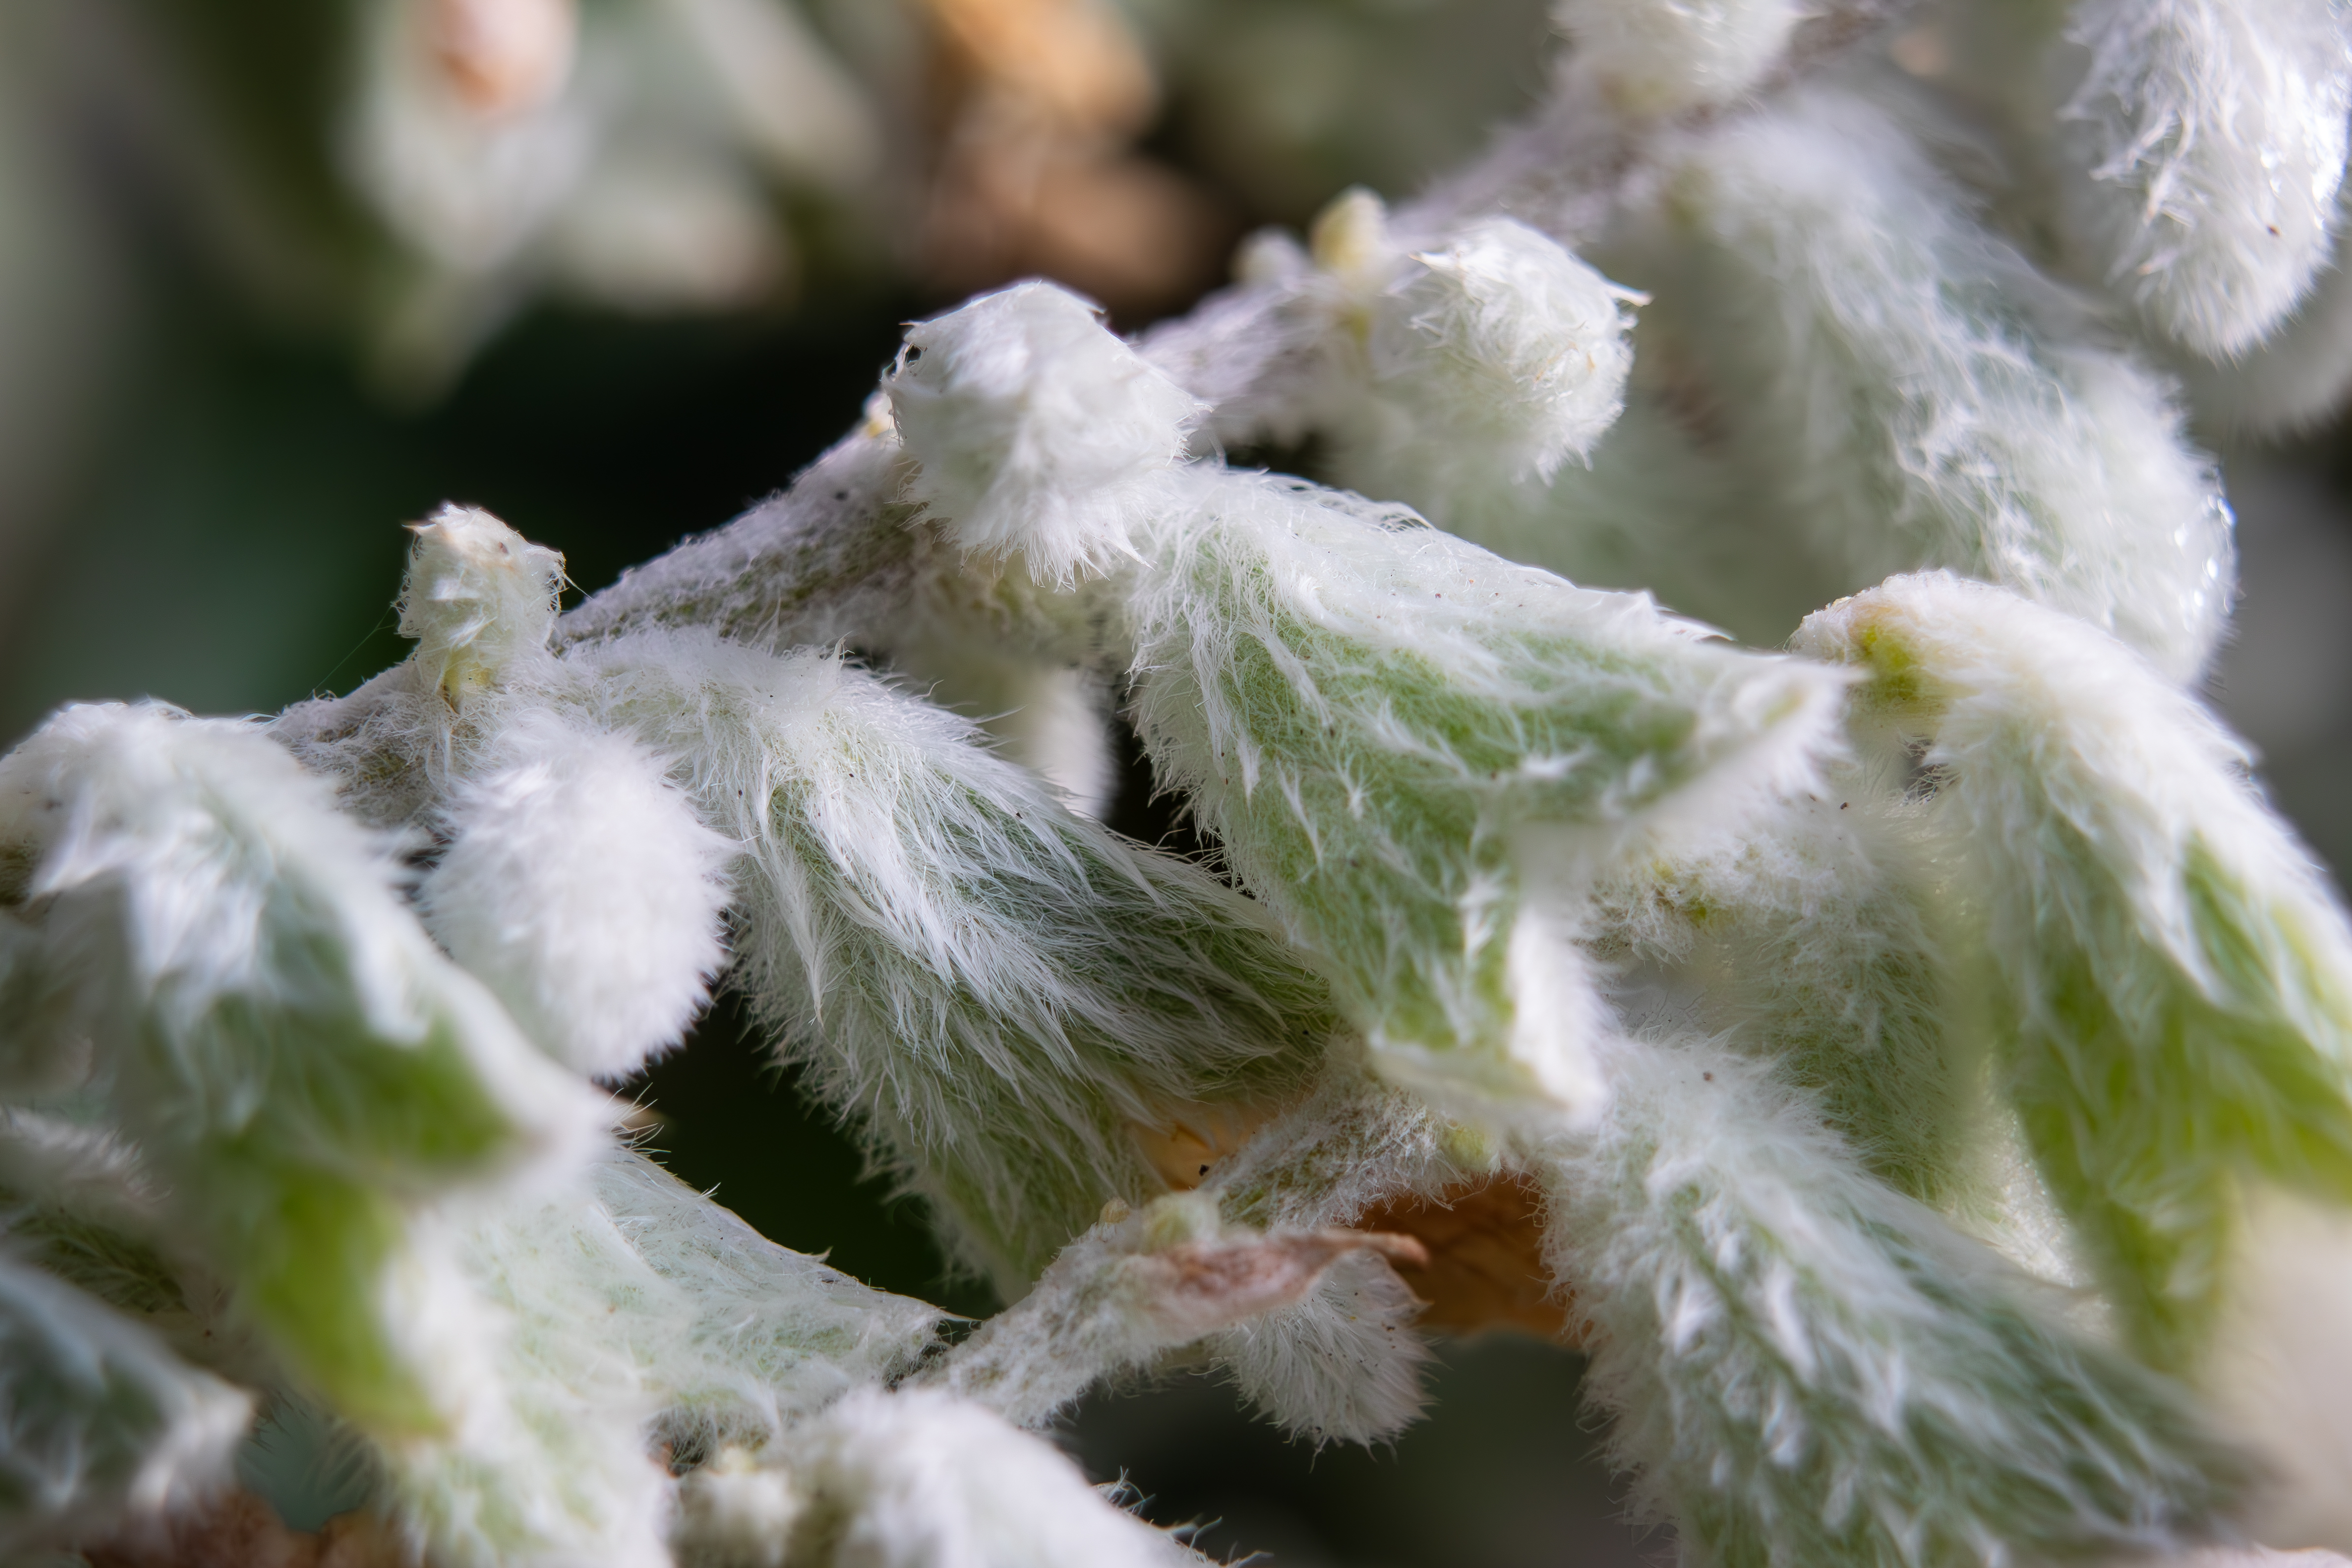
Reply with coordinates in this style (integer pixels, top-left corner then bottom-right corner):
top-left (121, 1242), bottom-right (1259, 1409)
top-left (887, 282), bottom-right (1204, 588)
top-left (0, 701), bottom-right (605, 1439)
top-left (1125, 466), bottom-right (1849, 1115)
top-left (780, 1387), bottom-right (1198, 1568)
top-left (2053, 0), bottom-right (2352, 359)
top-left (1551, 0), bottom-right (1804, 116)
top-left (562, 630), bottom-right (1334, 1290)
top-left (1615, 87), bottom-right (2234, 682)
top-left (1798, 573), bottom-right (2352, 1389)
top-left (1544, 1033), bottom-right (2243, 1568)
top-left (423, 705), bottom-right (735, 1081)
top-left (0, 1256), bottom-right (251, 1558)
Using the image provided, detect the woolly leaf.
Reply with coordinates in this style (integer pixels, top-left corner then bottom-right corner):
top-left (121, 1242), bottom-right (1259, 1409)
top-left (380, 1148), bottom-right (943, 1568)
top-left (562, 630), bottom-right (1336, 1290)
top-left (1609, 87), bottom-right (2234, 681)
top-left (1420, 392), bottom-right (1835, 650)
top-left (1550, 0), bottom-right (1803, 117)
top-left (422, 705), bottom-right (735, 1081)
top-left (1543, 1034), bottom-right (2243, 1568)
top-left (2177, 184), bottom-right (2352, 437)
top-left (0, 703), bottom-right (603, 1438)
top-left (2053, 0), bottom-right (2352, 359)
top-left (1591, 789), bottom-right (1970, 1209)
top-left (0, 908), bottom-right (83, 1100)
top-left (888, 281), bottom-right (1204, 588)
top-left (781, 1387), bottom-right (1198, 1568)
top-left (1797, 572), bottom-right (2352, 1373)
top-left (398, 503), bottom-right (566, 708)
top-left (1146, 194), bottom-right (1642, 531)
top-left (1357, 213), bottom-right (1641, 497)
top-left (0, 1255), bottom-right (251, 1558)
top-left (1126, 468), bottom-right (1848, 1115)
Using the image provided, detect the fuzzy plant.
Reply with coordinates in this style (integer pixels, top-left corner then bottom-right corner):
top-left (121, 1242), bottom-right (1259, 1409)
top-left (13, 0), bottom-right (2352, 1565)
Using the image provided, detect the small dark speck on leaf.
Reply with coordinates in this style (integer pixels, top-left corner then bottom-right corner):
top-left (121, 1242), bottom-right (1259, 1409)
top-left (1703, 1072), bottom-right (1714, 1081)
top-left (2269, 225), bottom-right (2283, 236)
top-left (1840, 802), bottom-right (1848, 810)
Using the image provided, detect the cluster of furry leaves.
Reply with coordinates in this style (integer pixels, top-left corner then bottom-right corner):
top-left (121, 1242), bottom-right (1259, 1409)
top-left (10, 0), bottom-right (2352, 1566)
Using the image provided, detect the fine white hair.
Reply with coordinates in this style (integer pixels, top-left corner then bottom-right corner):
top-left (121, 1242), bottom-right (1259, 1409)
top-left (423, 705), bottom-right (735, 1081)
top-left (1623, 87), bottom-right (2234, 683)
top-left (563, 629), bottom-right (1334, 1291)
top-left (781, 1387), bottom-right (1198, 1568)
top-left (2052, 0), bottom-right (2352, 359)
top-left (1550, 0), bottom-right (1803, 117)
top-left (399, 502), bottom-right (567, 707)
top-left (0, 700), bottom-right (606, 1442)
top-left (1796, 574), bottom-right (2352, 1418)
top-left (0, 1255), bottom-right (252, 1559)
top-left (1123, 465), bottom-right (1848, 1118)
top-left (887, 281), bottom-right (1204, 588)
top-left (1542, 1032), bottom-right (2241, 1566)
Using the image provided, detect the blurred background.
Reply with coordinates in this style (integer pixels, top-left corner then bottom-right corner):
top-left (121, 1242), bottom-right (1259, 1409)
top-left (2, 2), bottom-right (2345, 1563)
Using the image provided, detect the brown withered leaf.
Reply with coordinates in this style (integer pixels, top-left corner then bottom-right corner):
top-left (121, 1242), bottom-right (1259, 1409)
top-left (1134, 1228), bottom-right (1430, 1340)
top-left (1358, 1174), bottom-right (1576, 1342)
top-left (1133, 1105), bottom-right (1572, 1342)
top-left (912, 0), bottom-right (1235, 319)
top-left (1129, 1102), bottom-right (1284, 1192)
top-left (918, 0), bottom-right (1156, 135)
top-left (922, 118), bottom-right (1235, 321)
